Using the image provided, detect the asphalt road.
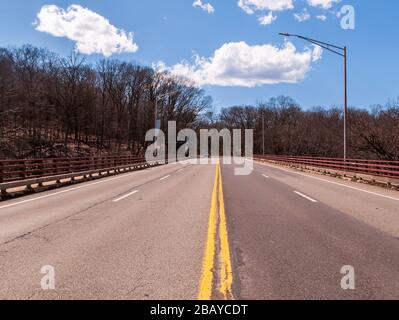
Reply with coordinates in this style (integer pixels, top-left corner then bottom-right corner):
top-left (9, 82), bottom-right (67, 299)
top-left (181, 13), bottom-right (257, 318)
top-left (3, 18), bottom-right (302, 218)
top-left (0, 162), bottom-right (214, 299)
top-left (222, 161), bottom-right (399, 300)
top-left (1, 160), bottom-right (399, 300)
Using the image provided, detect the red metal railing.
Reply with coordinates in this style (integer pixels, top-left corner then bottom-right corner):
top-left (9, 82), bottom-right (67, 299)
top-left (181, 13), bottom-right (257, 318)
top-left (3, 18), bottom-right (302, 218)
top-left (0, 155), bottom-right (147, 183)
top-left (254, 155), bottom-right (399, 180)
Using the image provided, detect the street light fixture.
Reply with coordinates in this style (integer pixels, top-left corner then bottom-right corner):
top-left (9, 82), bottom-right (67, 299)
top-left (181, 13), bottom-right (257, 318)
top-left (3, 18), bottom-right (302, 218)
top-left (279, 33), bottom-right (348, 160)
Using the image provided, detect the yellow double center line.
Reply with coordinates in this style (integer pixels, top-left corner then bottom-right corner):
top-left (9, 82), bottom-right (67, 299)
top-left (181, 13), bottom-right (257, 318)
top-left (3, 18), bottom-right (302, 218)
top-left (198, 163), bottom-right (234, 300)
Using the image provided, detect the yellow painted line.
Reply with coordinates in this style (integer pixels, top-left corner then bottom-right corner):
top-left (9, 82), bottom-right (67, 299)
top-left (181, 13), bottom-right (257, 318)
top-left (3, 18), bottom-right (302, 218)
top-left (198, 163), bottom-right (234, 300)
top-left (198, 164), bottom-right (219, 300)
top-left (218, 164), bottom-right (234, 300)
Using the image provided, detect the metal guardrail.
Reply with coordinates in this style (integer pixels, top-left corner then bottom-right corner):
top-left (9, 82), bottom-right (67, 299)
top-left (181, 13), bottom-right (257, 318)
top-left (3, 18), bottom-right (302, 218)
top-left (0, 156), bottom-right (146, 182)
top-left (254, 155), bottom-right (399, 181)
top-left (0, 155), bottom-right (159, 198)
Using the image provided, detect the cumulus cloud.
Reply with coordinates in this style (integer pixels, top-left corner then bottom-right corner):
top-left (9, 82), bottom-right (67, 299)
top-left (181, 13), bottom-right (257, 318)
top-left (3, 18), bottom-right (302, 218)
top-left (34, 4), bottom-right (138, 57)
top-left (193, 0), bottom-right (215, 14)
top-left (238, 0), bottom-right (293, 25)
top-left (159, 41), bottom-right (322, 87)
top-left (239, 0), bottom-right (340, 24)
top-left (238, 0), bottom-right (294, 14)
top-left (258, 12), bottom-right (277, 25)
top-left (307, 0), bottom-right (340, 9)
top-left (294, 9), bottom-right (311, 22)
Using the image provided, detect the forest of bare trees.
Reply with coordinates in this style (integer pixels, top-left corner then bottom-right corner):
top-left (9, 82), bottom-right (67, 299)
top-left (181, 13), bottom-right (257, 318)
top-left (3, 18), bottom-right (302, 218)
top-left (1, 45), bottom-right (398, 160)
top-left (219, 96), bottom-right (399, 160)
top-left (0, 45), bottom-right (211, 158)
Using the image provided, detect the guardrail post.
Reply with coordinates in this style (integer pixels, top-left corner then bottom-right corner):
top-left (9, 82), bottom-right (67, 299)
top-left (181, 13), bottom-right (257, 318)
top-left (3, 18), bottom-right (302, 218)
top-left (0, 161), bottom-right (3, 183)
top-left (95, 157), bottom-right (101, 177)
top-left (88, 158), bottom-right (93, 178)
top-left (52, 159), bottom-right (56, 175)
top-left (37, 159), bottom-right (44, 186)
top-left (0, 188), bottom-right (6, 201)
top-left (19, 160), bottom-right (26, 180)
top-left (68, 158), bottom-right (72, 174)
top-left (54, 159), bottom-right (58, 175)
top-left (0, 161), bottom-right (6, 198)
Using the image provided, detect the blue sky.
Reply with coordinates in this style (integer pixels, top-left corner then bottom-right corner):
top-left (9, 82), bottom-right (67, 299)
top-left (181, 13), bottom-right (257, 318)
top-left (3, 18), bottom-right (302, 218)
top-left (0, 1), bottom-right (398, 110)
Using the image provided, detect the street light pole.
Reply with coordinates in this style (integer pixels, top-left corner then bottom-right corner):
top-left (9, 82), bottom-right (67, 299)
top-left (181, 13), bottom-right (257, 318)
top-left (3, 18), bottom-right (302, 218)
top-left (262, 109), bottom-right (265, 156)
top-left (279, 33), bottom-right (348, 160)
top-left (155, 99), bottom-right (158, 131)
top-left (344, 46), bottom-right (348, 160)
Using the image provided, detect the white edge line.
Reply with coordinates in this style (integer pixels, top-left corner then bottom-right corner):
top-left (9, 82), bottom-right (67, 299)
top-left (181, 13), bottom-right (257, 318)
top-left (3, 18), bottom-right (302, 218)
top-left (294, 191), bottom-right (318, 203)
top-left (262, 174), bottom-right (270, 179)
top-left (255, 161), bottom-right (399, 202)
top-left (113, 190), bottom-right (139, 202)
top-left (159, 175), bottom-right (171, 181)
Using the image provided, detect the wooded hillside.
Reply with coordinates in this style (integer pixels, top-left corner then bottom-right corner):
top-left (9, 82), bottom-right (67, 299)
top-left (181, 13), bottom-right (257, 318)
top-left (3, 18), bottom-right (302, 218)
top-left (1, 45), bottom-right (398, 160)
top-left (0, 45), bottom-right (211, 158)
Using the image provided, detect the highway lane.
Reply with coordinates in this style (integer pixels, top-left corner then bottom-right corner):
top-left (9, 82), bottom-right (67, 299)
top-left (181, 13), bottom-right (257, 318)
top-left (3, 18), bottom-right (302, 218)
top-left (0, 162), bottom-right (214, 299)
top-left (255, 161), bottom-right (399, 237)
top-left (1, 159), bottom-right (399, 300)
top-left (0, 162), bottom-right (191, 243)
top-left (222, 162), bottom-right (399, 300)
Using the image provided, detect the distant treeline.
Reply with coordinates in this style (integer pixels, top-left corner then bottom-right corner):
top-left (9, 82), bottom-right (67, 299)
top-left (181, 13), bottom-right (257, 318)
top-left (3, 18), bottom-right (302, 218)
top-left (218, 96), bottom-right (399, 160)
top-left (0, 45), bottom-right (398, 160)
top-left (0, 45), bottom-right (212, 158)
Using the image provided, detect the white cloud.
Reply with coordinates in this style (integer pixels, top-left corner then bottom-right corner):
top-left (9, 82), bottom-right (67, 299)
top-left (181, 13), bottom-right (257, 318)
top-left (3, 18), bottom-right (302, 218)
top-left (316, 14), bottom-right (327, 21)
top-left (258, 12), bottom-right (277, 25)
top-left (294, 9), bottom-right (311, 22)
top-left (34, 4), bottom-right (138, 57)
top-left (159, 41), bottom-right (322, 87)
top-left (238, 0), bottom-right (294, 14)
top-left (193, 0), bottom-right (215, 14)
top-left (307, 0), bottom-right (340, 9)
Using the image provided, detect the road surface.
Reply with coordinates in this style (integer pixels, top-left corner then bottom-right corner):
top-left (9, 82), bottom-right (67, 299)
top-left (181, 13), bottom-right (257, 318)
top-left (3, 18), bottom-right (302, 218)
top-left (0, 160), bottom-right (399, 300)
top-left (223, 161), bottom-right (399, 300)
